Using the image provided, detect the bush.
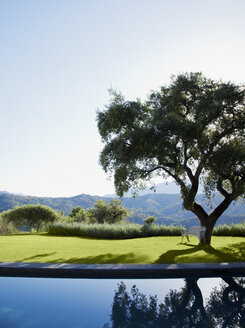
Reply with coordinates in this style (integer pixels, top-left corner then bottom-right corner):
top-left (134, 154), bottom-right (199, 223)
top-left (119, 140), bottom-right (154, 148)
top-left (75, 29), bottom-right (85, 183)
top-left (48, 221), bottom-right (245, 239)
top-left (143, 216), bottom-right (157, 225)
top-left (213, 222), bottom-right (245, 237)
top-left (68, 206), bottom-right (90, 223)
top-left (0, 216), bottom-right (15, 234)
top-left (48, 222), bottom-right (182, 239)
top-left (2, 204), bottom-right (59, 232)
top-left (88, 199), bottom-right (129, 224)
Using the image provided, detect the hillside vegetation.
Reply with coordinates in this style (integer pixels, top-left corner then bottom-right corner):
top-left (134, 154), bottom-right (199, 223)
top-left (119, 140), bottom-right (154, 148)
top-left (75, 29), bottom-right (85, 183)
top-left (0, 192), bottom-right (244, 228)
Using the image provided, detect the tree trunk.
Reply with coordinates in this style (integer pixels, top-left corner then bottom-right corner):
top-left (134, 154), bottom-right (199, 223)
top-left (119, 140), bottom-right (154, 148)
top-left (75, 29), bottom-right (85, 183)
top-left (192, 196), bottom-right (233, 245)
top-left (199, 221), bottom-right (215, 245)
top-left (192, 206), bottom-right (214, 245)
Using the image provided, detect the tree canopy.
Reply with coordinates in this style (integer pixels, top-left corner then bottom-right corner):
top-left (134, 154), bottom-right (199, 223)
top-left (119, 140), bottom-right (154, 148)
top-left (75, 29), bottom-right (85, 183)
top-left (2, 204), bottom-right (59, 231)
top-left (97, 73), bottom-right (245, 244)
top-left (88, 199), bottom-right (129, 224)
top-left (68, 206), bottom-right (89, 223)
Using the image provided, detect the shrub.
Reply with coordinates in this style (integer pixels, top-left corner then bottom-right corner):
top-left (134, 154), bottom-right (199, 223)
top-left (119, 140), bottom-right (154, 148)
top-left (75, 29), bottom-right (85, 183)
top-left (88, 199), bottom-right (129, 224)
top-left (213, 222), bottom-right (245, 237)
top-left (48, 222), bottom-right (182, 239)
top-left (48, 221), bottom-right (245, 239)
top-left (2, 204), bottom-right (59, 232)
top-left (0, 215), bottom-right (15, 234)
top-left (68, 206), bottom-right (90, 223)
top-left (143, 216), bottom-right (157, 225)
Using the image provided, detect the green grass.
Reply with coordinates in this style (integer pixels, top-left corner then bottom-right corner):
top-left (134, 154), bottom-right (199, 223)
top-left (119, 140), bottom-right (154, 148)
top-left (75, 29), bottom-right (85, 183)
top-left (0, 234), bottom-right (245, 264)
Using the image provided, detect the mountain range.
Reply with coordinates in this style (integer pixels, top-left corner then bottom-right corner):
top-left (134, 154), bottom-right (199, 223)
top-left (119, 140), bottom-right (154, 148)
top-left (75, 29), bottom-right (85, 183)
top-left (0, 187), bottom-right (244, 228)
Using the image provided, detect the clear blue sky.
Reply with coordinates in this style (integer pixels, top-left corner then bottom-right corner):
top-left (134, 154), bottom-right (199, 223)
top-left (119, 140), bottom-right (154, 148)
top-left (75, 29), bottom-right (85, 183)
top-left (0, 0), bottom-right (244, 197)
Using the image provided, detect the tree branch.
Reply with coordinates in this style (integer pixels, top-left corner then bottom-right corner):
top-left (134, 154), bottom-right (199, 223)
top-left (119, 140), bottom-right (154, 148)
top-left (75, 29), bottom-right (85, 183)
top-left (209, 195), bottom-right (233, 225)
top-left (217, 178), bottom-right (231, 198)
top-left (183, 144), bottom-right (195, 184)
top-left (195, 126), bottom-right (235, 180)
top-left (193, 203), bottom-right (208, 222)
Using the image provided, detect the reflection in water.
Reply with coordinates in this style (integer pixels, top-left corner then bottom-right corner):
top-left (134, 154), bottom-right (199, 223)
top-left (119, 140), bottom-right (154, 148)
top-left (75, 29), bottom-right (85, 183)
top-left (104, 277), bottom-right (245, 328)
top-left (0, 276), bottom-right (244, 327)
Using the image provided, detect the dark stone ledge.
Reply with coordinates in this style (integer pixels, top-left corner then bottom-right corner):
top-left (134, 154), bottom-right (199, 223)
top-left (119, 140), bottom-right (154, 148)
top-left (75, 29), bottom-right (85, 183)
top-left (0, 262), bottom-right (245, 279)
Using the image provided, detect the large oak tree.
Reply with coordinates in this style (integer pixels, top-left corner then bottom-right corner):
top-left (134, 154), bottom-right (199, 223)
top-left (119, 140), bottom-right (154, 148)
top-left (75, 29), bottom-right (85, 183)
top-left (97, 73), bottom-right (245, 244)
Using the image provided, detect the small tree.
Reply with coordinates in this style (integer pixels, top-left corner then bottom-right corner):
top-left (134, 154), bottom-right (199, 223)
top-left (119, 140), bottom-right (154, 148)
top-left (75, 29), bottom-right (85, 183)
top-left (69, 206), bottom-right (89, 223)
top-left (88, 199), bottom-right (129, 224)
top-left (88, 200), bottom-right (109, 224)
top-left (2, 204), bottom-right (59, 232)
top-left (143, 216), bottom-right (157, 225)
top-left (97, 73), bottom-right (245, 244)
top-left (107, 199), bottom-right (129, 224)
top-left (0, 215), bottom-right (15, 234)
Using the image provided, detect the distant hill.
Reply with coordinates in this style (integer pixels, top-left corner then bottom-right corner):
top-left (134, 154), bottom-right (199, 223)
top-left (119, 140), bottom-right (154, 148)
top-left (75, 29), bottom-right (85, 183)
top-left (0, 192), bottom-right (102, 215)
top-left (122, 193), bottom-right (245, 227)
top-left (0, 191), bottom-right (244, 228)
top-left (105, 181), bottom-right (205, 197)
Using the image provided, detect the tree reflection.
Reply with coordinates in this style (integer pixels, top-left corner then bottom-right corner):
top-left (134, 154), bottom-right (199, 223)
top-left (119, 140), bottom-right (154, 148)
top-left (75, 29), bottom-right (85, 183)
top-left (206, 277), bottom-right (245, 327)
top-left (103, 277), bottom-right (245, 328)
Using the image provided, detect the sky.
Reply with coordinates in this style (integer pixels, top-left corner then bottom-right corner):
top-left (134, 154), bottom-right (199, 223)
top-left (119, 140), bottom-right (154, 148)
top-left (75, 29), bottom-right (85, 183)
top-left (0, 0), bottom-right (245, 197)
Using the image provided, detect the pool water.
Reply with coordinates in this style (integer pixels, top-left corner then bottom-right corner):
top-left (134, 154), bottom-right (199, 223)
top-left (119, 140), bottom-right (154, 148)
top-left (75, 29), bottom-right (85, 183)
top-left (0, 276), bottom-right (244, 327)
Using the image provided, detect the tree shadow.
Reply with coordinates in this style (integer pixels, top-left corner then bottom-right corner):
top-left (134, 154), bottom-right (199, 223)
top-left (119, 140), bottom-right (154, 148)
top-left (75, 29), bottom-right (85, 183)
top-left (20, 252), bottom-right (57, 261)
top-left (7, 233), bottom-right (38, 236)
top-left (155, 242), bottom-right (245, 264)
top-left (222, 242), bottom-right (245, 260)
top-left (18, 252), bottom-right (149, 264)
top-left (51, 252), bottom-right (149, 264)
top-left (41, 234), bottom-right (102, 241)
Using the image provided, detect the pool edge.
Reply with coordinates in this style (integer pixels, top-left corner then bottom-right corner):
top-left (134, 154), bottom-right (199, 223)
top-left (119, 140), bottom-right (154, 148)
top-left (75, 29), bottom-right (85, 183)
top-left (0, 261), bottom-right (245, 279)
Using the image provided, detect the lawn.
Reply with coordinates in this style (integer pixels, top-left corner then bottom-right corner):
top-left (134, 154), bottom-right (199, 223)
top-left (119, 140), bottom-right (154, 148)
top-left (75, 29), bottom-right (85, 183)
top-left (0, 234), bottom-right (245, 264)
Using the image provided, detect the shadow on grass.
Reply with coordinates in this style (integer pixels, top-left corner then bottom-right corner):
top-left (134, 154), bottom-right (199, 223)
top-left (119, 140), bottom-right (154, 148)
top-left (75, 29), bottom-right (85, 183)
top-left (6, 233), bottom-right (41, 236)
top-left (41, 233), bottom-right (105, 241)
top-left (50, 253), bottom-right (149, 264)
top-left (21, 252), bottom-right (57, 261)
top-left (155, 242), bottom-right (245, 264)
top-left (19, 252), bottom-right (149, 264)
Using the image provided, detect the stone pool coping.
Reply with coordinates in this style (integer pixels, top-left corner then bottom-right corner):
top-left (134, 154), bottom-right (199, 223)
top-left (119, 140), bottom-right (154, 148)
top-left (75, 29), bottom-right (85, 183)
top-left (0, 261), bottom-right (245, 279)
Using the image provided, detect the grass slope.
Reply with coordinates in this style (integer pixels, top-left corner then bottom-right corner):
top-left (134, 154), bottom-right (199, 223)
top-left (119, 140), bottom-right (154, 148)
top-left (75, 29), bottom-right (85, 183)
top-left (0, 234), bottom-right (244, 264)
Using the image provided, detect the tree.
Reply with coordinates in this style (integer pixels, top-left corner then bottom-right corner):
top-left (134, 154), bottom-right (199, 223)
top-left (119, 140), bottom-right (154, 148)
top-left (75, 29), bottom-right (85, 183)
top-left (0, 215), bottom-right (15, 234)
top-left (69, 206), bottom-right (89, 223)
top-left (2, 204), bottom-right (59, 232)
top-left (88, 199), bottom-right (129, 224)
top-left (143, 216), bottom-right (157, 225)
top-left (97, 73), bottom-right (245, 244)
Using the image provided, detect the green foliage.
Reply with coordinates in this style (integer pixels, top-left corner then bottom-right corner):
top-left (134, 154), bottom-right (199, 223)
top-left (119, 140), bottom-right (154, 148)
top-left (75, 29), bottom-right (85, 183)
top-left (143, 216), bottom-right (157, 225)
top-left (48, 222), bottom-right (182, 239)
top-left (2, 204), bottom-right (59, 232)
top-left (88, 199), bottom-right (129, 224)
top-left (97, 72), bottom-right (245, 244)
top-left (48, 221), bottom-right (245, 239)
top-left (97, 73), bottom-right (245, 199)
top-left (68, 206), bottom-right (90, 223)
top-left (213, 222), bottom-right (245, 237)
top-left (0, 215), bottom-right (15, 234)
top-left (0, 192), bottom-right (244, 229)
top-left (0, 192), bottom-right (100, 215)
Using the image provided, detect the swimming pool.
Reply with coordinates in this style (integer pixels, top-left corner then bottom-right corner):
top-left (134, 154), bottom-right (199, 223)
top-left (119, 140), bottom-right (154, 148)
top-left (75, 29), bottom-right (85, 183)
top-left (0, 275), bottom-right (244, 327)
